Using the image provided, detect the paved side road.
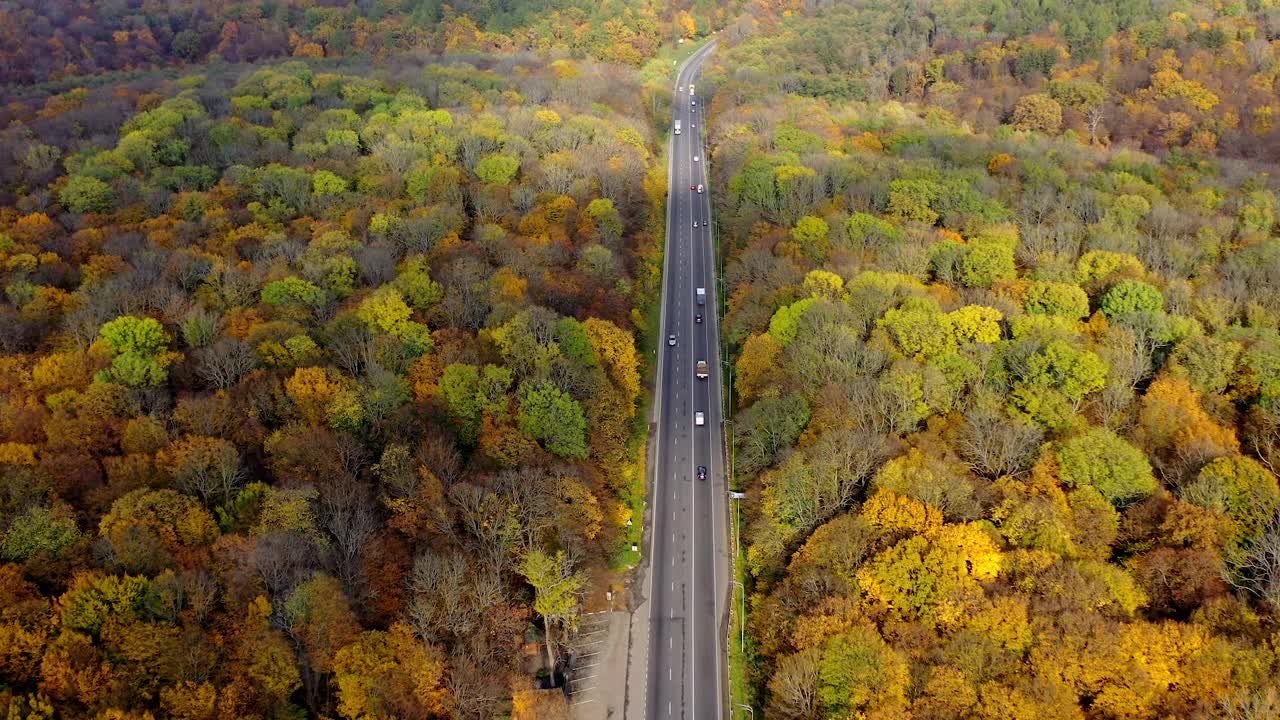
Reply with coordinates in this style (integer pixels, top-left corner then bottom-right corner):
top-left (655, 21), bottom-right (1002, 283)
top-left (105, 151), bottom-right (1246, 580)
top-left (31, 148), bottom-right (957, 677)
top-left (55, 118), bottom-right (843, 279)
top-left (568, 611), bottom-right (630, 718)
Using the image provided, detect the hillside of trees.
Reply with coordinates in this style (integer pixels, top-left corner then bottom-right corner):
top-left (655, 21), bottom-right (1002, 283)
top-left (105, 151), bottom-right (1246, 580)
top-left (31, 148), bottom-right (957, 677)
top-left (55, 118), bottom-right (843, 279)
top-left (0, 43), bottom-right (671, 717)
top-left (718, 0), bottom-right (1280, 162)
top-left (705, 1), bottom-right (1280, 718)
top-left (0, 0), bottom-right (737, 91)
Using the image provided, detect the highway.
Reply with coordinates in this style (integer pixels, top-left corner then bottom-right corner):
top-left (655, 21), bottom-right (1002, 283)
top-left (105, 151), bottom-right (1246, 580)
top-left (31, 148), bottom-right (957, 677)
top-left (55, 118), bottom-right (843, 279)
top-left (640, 40), bottom-right (727, 720)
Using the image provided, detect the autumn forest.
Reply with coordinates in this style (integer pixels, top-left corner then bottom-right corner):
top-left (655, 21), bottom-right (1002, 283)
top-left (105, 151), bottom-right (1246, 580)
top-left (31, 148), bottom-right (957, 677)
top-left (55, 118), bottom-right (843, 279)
top-left (1, 0), bottom-right (1280, 719)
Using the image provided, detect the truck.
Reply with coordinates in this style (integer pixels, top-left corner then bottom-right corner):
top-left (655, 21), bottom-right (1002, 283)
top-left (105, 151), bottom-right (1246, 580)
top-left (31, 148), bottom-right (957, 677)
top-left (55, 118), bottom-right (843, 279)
top-left (696, 360), bottom-right (708, 379)
top-left (696, 287), bottom-right (706, 305)
top-left (689, 84), bottom-right (695, 96)
top-left (674, 119), bottom-right (682, 135)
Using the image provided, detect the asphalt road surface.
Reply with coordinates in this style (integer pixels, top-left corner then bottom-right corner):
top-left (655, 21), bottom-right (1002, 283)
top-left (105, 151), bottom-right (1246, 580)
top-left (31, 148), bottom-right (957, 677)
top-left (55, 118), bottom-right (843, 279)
top-left (643, 40), bottom-right (728, 720)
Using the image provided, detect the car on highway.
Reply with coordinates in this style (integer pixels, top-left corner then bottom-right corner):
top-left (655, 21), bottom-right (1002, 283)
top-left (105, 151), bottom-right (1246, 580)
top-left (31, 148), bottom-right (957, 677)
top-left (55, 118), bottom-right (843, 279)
top-left (695, 313), bottom-right (702, 323)
top-left (697, 184), bottom-right (704, 193)
top-left (691, 100), bottom-right (696, 107)
top-left (695, 411), bottom-right (705, 426)
top-left (697, 465), bottom-right (707, 481)
top-left (667, 334), bottom-right (676, 347)
top-left (693, 221), bottom-right (699, 228)
top-left (693, 155), bottom-right (699, 162)
top-left (691, 184), bottom-right (697, 191)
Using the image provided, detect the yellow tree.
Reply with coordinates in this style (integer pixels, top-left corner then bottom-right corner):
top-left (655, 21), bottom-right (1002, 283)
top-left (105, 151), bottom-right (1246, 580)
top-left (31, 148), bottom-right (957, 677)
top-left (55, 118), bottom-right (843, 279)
top-left (856, 522), bottom-right (1002, 628)
top-left (332, 623), bottom-right (452, 719)
top-left (736, 333), bottom-right (781, 402)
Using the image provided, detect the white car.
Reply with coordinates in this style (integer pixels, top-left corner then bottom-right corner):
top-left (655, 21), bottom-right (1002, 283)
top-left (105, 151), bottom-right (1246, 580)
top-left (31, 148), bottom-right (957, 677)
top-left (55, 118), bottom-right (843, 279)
top-left (691, 100), bottom-right (696, 107)
top-left (668, 334), bottom-right (676, 346)
top-left (695, 411), bottom-right (705, 426)
top-left (697, 184), bottom-right (704, 193)
top-left (693, 221), bottom-right (699, 228)
top-left (693, 155), bottom-right (699, 162)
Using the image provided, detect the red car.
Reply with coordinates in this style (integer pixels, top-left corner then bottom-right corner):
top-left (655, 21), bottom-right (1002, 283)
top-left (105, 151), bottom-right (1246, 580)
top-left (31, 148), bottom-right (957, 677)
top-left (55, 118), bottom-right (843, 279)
top-left (691, 185), bottom-right (697, 191)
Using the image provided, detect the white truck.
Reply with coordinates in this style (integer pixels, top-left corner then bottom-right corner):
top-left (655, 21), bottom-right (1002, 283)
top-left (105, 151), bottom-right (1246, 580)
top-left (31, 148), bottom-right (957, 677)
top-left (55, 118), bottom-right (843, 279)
top-left (689, 84), bottom-right (695, 96)
top-left (696, 360), bottom-right (708, 379)
top-left (674, 119), bottom-right (682, 135)
top-left (696, 287), bottom-right (706, 305)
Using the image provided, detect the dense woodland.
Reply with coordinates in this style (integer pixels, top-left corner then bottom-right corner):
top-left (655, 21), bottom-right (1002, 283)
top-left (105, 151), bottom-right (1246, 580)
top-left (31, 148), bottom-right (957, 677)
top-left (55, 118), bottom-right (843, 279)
top-left (7, 0), bottom-right (1280, 718)
top-left (0, 0), bottom-right (737, 90)
top-left (704, 1), bottom-right (1280, 718)
top-left (0, 15), bottom-right (685, 715)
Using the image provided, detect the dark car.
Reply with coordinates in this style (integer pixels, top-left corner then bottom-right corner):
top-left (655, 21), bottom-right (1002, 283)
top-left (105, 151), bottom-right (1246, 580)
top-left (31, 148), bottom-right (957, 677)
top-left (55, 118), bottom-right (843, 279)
top-left (697, 465), bottom-right (707, 481)
top-left (695, 313), bottom-right (703, 324)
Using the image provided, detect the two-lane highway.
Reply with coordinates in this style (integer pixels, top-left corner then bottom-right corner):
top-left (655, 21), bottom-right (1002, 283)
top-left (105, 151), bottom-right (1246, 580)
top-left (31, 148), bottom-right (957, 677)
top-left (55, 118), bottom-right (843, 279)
top-left (641, 41), bottom-right (727, 720)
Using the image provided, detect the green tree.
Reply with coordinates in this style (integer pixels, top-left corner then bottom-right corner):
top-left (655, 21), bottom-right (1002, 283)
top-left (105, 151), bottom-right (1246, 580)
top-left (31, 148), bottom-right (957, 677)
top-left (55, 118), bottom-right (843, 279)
top-left (961, 243), bottom-right (1016, 288)
top-left (1076, 250), bottom-right (1143, 284)
top-left (59, 175), bottom-right (114, 213)
top-left (519, 382), bottom-right (588, 458)
top-left (886, 179), bottom-right (940, 224)
top-left (1024, 281), bottom-right (1090, 319)
top-left (879, 300), bottom-right (956, 358)
top-left (1009, 340), bottom-right (1108, 429)
top-left (519, 549), bottom-right (585, 679)
top-left (768, 298), bottom-right (818, 349)
top-left (475, 153), bottom-right (520, 185)
top-left (585, 198), bottom-right (624, 244)
top-left (1057, 427), bottom-right (1156, 506)
top-left (1025, 340), bottom-right (1109, 401)
top-left (845, 212), bottom-right (904, 251)
top-left (1170, 335), bottom-right (1242, 395)
top-left (439, 363), bottom-right (509, 443)
top-left (0, 505), bottom-right (81, 561)
top-left (1047, 78), bottom-right (1106, 112)
top-left (737, 394), bottom-right (811, 475)
top-left (791, 215), bottom-right (830, 261)
top-left (1100, 280), bottom-right (1164, 317)
top-left (262, 276), bottom-right (325, 307)
top-left (99, 316), bottom-right (169, 355)
top-left (58, 573), bottom-right (148, 636)
top-left (356, 286), bottom-right (413, 336)
top-left (817, 626), bottom-right (910, 718)
top-left (392, 257), bottom-right (444, 311)
top-left (440, 364), bottom-right (483, 442)
top-left (97, 315), bottom-right (174, 387)
top-left (774, 125), bottom-right (825, 154)
top-left (107, 351), bottom-right (171, 386)
top-left (1181, 455), bottom-right (1280, 545)
top-left (312, 169), bottom-right (348, 195)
